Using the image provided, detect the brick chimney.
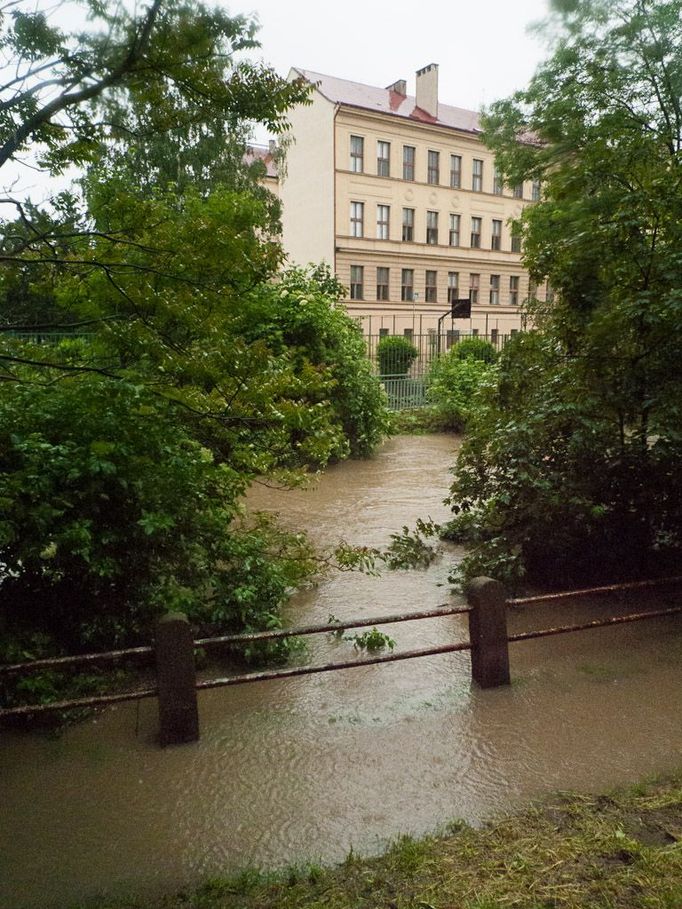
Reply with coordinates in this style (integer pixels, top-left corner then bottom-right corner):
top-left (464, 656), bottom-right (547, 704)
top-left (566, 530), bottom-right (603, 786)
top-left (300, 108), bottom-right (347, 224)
top-left (386, 78), bottom-right (407, 96)
top-left (416, 63), bottom-right (438, 118)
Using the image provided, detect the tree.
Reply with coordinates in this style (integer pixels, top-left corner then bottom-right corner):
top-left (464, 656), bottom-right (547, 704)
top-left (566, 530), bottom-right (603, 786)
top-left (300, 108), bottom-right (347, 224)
top-left (0, 3), bottom-right (388, 673)
top-left (446, 0), bottom-right (682, 586)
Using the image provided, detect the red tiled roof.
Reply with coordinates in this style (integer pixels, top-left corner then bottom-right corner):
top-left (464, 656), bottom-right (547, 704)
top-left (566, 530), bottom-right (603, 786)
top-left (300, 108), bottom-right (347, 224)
top-left (292, 68), bottom-right (483, 135)
top-left (245, 145), bottom-right (278, 178)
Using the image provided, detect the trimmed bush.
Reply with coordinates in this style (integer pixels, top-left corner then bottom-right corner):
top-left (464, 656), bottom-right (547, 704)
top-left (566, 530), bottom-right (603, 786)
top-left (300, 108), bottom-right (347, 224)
top-left (377, 336), bottom-right (419, 376)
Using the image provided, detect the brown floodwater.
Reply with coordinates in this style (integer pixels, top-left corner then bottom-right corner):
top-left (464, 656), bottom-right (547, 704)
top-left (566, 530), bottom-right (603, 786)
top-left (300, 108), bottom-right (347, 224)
top-left (1, 434), bottom-right (681, 909)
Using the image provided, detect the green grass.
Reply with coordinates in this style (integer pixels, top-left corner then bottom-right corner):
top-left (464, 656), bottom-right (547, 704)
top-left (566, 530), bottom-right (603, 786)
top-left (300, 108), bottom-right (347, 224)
top-left (78, 771), bottom-right (682, 909)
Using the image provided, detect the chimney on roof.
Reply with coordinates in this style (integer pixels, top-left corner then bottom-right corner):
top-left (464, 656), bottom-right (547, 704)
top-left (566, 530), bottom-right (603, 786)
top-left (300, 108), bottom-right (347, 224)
top-left (386, 78), bottom-right (407, 96)
top-left (416, 63), bottom-right (438, 118)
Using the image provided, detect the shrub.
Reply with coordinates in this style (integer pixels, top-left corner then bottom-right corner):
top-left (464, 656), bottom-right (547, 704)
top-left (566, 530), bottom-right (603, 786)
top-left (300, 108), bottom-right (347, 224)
top-left (452, 337), bottom-right (498, 363)
top-left (426, 350), bottom-right (496, 431)
top-left (376, 336), bottom-right (419, 377)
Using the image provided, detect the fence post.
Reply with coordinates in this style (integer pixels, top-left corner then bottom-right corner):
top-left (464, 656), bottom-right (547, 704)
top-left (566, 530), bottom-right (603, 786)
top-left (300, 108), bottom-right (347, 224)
top-left (467, 577), bottom-right (511, 688)
top-left (155, 613), bottom-right (199, 746)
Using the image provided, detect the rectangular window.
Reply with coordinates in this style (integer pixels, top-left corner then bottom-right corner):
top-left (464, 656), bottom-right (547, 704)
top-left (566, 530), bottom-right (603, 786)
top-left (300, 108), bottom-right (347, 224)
top-left (376, 204), bottom-right (390, 240)
top-left (469, 273), bottom-right (480, 305)
top-left (447, 271), bottom-right (459, 305)
top-left (426, 210), bottom-right (439, 245)
top-left (376, 267), bottom-right (389, 300)
top-left (401, 268), bottom-right (414, 301)
top-left (427, 149), bottom-right (440, 184)
top-left (425, 270), bottom-right (438, 303)
top-left (377, 140), bottom-right (390, 177)
top-left (493, 167), bottom-right (503, 195)
top-left (402, 207), bottom-right (414, 242)
top-left (511, 232), bottom-right (522, 254)
top-left (350, 135), bottom-right (364, 172)
top-left (350, 265), bottom-right (364, 300)
top-left (513, 182), bottom-right (524, 199)
top-left (490, 274), bottom-right (500, 305)
top-left (528, 280), bottom-right (537, 301)
top-left (350, 201), bottom-right (364, 237)
top-left (446, 329), bottom-right (460, 349)
top-left (403, 327), bottom-right (414, 340)
top-left (509, 275), bottom-right (520, 305)
top-left (449, 213), bottom-right (460, 247)
top-left (472, 158), bottom-right (483, 192)
top-left (491, 328), bottom-right (499, 344)
top-left (379, 327), bottom-right (389, 337)
top-left (450, 154), bottom-right (462, 188)
top-left (491, 219), bottom-right (502, 251)
top-left (531, 179), bottom-right (541, 201)
top-left (472, 328), bottom-right (480, 337)
top-left (403, 145), bottom-right (415, 180)
top-left (470, 216), bottom-right (481, 248)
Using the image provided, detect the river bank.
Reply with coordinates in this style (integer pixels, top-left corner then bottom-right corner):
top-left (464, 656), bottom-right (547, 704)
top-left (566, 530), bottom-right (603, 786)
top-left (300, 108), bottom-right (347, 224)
top-left (82, 771), bottom-right (682, 908)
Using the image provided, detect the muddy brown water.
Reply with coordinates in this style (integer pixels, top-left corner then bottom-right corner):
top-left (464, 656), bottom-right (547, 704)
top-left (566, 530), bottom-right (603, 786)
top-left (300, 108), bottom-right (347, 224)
top-left (1, 434), bottom-right (681, 909)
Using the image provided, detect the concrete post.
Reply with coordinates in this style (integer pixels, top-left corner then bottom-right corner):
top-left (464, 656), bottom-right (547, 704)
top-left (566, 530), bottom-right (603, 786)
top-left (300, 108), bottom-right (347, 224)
top-left (467, 577), bottom-right (511, 688)
top-left (155, 612), bottom-right (199, 745)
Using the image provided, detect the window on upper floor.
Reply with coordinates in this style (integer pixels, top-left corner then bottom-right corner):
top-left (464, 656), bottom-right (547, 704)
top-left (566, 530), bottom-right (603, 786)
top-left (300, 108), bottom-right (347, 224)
top-left (402, 207), bottom-right (414, 242)
top-left (350, 265), bottom-right (364, 300)
top-left (531, 179), bottom-right (541, 201)
top-left (490, 274), bottom-right (500, 305)
top-left (472, 158), bottom-right (483, 192)
top-left (493, 167), bottom-right (503, 195)
top-left (403, 145), bottom-right (415, 180)
top-left (350, 135), bottom-right (364, 172)
top-left (426, 210), bottom-right (439, 245)
top-left (376, 204), bottom-right (390, 240)
top-left (401, 268), bottom-right (414, 302)
top-left (450, 155), bottom-right (462, 188)
top-left (449, 213), bottom-right (460, 247)
top-left (509, 275), bottom-right (520, 306)
top-left (511, 230), bottom-right (522, 254)
top-left (350, 201), bottom-right (364, 237)
top-left (469, 273), bottom-right (480, 305)
top-left (513, 182), bottom-right (524, 199)
top-left (376, 267), bottom-right (389, 300)
top-left (377, 141), bottom-right (390, 177)
top-left (491, 219), bottom-right (502, 251)
top-left (470, 216), bottom-right (482, 248)
top-left (425, 270), bottom-right (438, 303)
top-left (427, 150), bottom-right (440, 184)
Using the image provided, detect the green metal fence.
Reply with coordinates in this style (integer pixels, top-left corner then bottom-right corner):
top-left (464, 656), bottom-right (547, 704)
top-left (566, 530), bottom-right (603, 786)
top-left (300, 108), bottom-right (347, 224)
top-left (367, 331), bottom-right (517, 411)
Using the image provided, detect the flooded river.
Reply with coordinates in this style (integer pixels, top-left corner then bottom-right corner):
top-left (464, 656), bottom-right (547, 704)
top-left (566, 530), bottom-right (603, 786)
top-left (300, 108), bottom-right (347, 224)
top-left (1, 435), bottom-right (681, 908)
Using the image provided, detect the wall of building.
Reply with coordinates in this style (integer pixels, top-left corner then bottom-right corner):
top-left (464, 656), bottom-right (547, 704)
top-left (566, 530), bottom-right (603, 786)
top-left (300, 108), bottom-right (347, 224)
top-left (333, 108), bottom-right (533, 335)
top-left (280, 77), bottom-right (336, 267)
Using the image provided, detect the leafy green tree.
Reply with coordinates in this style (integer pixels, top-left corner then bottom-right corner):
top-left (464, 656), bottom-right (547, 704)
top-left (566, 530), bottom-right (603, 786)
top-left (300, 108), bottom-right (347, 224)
top-left (0, 3), bottom-right (388, 672)
top-left (447, 0), bottom-right (682, 586)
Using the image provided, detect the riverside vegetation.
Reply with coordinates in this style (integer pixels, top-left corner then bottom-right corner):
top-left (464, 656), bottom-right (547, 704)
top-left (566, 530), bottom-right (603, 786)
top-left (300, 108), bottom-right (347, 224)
top-left (0, 3), bottom-right (389, 710)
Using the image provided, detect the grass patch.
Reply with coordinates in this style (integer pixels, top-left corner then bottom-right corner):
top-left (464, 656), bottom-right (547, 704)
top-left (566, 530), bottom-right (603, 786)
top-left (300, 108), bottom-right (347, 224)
top-left (79, 772), bottom-right (682, 909)
top-left (388, 408), bottom-right (456, 435)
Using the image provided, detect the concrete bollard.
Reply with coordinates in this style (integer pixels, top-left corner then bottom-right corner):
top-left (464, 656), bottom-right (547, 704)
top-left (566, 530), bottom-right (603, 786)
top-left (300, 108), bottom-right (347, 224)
top-left (466, 577), bottom-right (511, 688)
top-left (155, 612), bottom-right (200, 745)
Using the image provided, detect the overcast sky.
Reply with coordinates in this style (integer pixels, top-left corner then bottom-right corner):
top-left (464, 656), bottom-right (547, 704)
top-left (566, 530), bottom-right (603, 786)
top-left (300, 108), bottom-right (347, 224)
top-left (239, 0), bottom-right (553, 142)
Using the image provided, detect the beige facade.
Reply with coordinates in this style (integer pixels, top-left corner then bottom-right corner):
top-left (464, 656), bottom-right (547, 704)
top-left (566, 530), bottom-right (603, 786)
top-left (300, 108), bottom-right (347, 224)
top-left (280, 66), bottom-right (540, 338)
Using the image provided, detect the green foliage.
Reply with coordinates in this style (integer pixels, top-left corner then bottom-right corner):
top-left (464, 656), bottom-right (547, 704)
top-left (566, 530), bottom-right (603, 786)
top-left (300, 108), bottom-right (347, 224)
top-left (240, 266), bottom-right (389, 459)
top-left (452, 338), bottom-right (498, 364)
top-left (446, 0), bottom-right (682, 587)
top-left (426, 351), bottom-right (497, 431)
top-left (347, 628), bottom-right (395, 652)
top-left (376, 336), bottom-right (419, 377)
top-left (0, 378), bottom-right (316, 653)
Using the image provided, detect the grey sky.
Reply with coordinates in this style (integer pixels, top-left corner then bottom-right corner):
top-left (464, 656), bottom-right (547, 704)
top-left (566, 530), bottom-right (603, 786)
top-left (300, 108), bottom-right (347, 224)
top-left (241, 0), bottom-right (552, 142)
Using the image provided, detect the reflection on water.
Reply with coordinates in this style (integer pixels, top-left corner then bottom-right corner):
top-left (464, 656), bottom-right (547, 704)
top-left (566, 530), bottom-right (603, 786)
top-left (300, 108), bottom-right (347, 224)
top-left (1, 435), bottom-right (681, 908)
